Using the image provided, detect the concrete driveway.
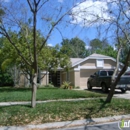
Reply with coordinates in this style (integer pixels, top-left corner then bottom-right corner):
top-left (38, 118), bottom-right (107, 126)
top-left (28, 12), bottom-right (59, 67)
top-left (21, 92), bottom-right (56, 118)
top-left (114, 90), bottom-right (130, 99)
top-left (86, 87), bottom-right (130, 99)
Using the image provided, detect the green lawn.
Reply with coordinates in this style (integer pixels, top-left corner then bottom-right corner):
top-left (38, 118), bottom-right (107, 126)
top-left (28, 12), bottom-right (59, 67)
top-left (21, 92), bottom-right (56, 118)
top-left (0, 98), bottom-right (130, 126)
top-left (0, 87), bottom-right (106, 102)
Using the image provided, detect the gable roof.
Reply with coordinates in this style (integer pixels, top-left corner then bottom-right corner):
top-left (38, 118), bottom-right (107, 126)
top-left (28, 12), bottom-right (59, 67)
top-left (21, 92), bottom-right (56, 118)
top-left (72, 53), bottom-right (118, 67)
top-left (70, 58), bottom-right (83, 65)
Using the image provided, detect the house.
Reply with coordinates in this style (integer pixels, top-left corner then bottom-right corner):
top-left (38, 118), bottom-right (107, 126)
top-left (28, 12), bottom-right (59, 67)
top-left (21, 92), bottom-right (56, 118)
top-left (19, 53), bottom-right (123, 89)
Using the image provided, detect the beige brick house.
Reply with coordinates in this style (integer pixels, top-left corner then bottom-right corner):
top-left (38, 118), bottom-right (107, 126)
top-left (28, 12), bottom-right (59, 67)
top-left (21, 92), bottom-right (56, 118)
top-left (19, 53), bottom-right (123, 89)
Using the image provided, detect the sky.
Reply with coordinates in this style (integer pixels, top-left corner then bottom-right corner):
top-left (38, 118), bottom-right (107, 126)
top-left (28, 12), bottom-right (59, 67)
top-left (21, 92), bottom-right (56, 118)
top-left (2, 0), bottom-right (121, 48)
top-left (46, 0), bottom-right (117, 47)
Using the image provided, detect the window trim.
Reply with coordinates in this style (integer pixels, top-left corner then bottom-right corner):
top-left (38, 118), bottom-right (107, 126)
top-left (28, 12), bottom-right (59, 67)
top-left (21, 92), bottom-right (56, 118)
top-left (96, 59), bottom-right (104, 68)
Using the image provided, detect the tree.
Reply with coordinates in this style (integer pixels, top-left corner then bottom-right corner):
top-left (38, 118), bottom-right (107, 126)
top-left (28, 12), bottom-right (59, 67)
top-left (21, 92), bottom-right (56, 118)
top-left (70, 0), bottom-right (130, 102)
top-left (0, 0), bottom-right (76, 107)
top-left (96, 45), bottom-right (117, 59)
top-left (89, 38), bottom-right (109, 54)
top-left (60, 37), bottom-right (89, 58)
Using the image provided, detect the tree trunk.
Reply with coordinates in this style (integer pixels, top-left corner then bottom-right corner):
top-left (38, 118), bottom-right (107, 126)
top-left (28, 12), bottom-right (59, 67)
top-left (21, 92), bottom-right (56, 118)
top-left (31, 73), bottom-right (37, 108)
top-left (106, 49), bottom-right (130, 103)
top-left (31, 3), bottom-right (38, 108)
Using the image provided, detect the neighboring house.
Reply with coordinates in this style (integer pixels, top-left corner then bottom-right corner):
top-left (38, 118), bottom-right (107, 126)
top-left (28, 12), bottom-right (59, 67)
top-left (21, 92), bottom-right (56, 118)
top-left (19, 53), bottom-right (123, 89)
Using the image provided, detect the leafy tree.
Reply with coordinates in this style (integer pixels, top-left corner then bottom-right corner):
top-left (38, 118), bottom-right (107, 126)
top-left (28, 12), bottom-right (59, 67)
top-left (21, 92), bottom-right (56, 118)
top-left (0, 0), bottom-right (80, 108)
top-left (96, 45), bottom-right (117, 59)
top-left (0, 30), bottom-right (70, 88)
top-left (89, 38), bottom-right (109, 53)
top-left (60, 37), bottom-right (89, 58)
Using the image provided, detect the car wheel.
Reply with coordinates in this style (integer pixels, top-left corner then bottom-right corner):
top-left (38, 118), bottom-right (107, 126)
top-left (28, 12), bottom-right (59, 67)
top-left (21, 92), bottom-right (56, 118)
top-left (87, 82), bottom-right (92, 90)
top-left (121, 88), bottom-right (126, 93)
top-left (101, 83), bottom-right (108, 93)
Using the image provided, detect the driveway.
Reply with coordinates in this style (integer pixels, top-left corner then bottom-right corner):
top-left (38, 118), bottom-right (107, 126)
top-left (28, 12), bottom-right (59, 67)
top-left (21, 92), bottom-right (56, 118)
top-left (86, 87), bottom-right (130, 99)
top-left (114, 90), bottom-right (130, 99)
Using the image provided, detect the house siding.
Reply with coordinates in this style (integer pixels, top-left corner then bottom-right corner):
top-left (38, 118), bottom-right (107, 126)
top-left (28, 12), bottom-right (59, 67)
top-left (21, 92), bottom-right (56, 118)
top-left (61, 72), bottom-right (67, 83)
top-left (80, 59), bottom-right (96, 67)
top-left (40, 73), bottom-right (48, 85)
top-left (69, 71), bottom-right (74, 86)
top-left (74, 71), bottom-right (80, 87)
top-left (104, 59), bottom-right (116, 68)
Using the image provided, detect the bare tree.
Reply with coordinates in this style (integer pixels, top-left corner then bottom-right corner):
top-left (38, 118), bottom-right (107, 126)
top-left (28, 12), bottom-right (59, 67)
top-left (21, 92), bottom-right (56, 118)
top-left (70, 0), bottom-right (130, 102)
top-left (0, 0), bottom-right (85, 107)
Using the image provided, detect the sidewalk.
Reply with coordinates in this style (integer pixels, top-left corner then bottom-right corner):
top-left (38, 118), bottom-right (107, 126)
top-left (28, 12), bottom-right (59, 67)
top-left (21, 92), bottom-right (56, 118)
top-left (0, 97), bottom-right (106, 106)
top-left (0, 114), bottom-right (130, 130)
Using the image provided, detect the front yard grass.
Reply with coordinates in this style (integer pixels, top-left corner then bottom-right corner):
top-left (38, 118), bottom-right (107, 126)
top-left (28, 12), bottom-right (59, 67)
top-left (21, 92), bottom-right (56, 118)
top-left (0, 87), bottom-right (106, 102)
top-left (0, 98), bottom-right (130, 126)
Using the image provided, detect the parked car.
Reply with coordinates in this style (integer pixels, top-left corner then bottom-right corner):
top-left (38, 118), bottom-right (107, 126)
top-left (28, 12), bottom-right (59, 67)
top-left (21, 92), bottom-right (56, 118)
top-left (87, 69), bottom-right (130, 93)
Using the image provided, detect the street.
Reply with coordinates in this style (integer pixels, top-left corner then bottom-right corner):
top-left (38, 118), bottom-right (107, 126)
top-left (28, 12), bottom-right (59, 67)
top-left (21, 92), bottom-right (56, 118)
top-left (58, 121), bottom-right (130, 130)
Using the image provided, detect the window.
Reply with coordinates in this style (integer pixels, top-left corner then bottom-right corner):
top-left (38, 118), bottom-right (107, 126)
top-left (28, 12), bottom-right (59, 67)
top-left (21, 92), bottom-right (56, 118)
top-left (108, 71), bottom-right (114, 76)
top-left (100, 71), bottom-right (107, 76)
top-left (96, 59), bottom-right (104, 68)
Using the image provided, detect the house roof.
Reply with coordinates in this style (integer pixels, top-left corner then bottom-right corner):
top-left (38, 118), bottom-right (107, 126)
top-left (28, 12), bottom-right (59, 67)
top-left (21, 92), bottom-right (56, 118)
top-left (72, 53), bottom-right (119, 67)
top-left (70, 58), bottom-right (83, 65)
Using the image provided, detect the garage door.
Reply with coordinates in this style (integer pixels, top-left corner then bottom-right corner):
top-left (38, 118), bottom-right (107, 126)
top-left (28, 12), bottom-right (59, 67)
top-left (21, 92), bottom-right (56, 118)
top-left (80, 69), bottom-right (99, 89)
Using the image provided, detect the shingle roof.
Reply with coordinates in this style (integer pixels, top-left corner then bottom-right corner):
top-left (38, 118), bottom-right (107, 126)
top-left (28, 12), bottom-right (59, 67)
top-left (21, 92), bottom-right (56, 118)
top-left (88, 53), bottom-right (112, 58)
top-left (70, 58), bottom-right (83, 65)
top-left (72, 53), bottom-right (117, 67)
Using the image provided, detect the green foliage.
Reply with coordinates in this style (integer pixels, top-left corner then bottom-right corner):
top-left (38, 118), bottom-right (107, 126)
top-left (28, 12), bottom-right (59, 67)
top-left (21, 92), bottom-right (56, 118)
top-left (0, 70), bottom-right (13, 86)
top-left (44, 83), bottom-right (55, 88)
top-left (0, 28), bottom-right (70, 86)
top-left (39, 45), bottom-right (71, 72)
top-left (90, 38), bottom-right (109, 53)
top-left (96, 45), bottom-right (117, 59)
top-left (74, 86), bottom-right (80, 89)
top-left (60, 37), bottom-right (89, 58)
top-left (60, 81), bottom-right (72, 89)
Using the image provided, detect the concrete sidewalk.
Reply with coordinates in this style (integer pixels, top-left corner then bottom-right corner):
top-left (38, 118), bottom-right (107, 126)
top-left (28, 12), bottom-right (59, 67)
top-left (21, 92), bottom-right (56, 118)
top-left (0, 114), bottom-right (130, 130)
top-left (0, 98), bottom-right (105, 106)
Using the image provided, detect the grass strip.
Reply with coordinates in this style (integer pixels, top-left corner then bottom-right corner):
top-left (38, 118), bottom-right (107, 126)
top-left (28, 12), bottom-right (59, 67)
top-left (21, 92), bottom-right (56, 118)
top-left (0, 98), bottom-right (130, 126)
top-left (0, 87), bottom-right (106, 102)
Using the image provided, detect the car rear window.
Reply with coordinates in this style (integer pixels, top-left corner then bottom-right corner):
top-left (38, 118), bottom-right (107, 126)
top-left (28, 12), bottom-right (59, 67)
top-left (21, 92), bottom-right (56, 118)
top-left (108, 71), bottom-right (114, 76)
top-left (100, 71), bottom-right (107, 76)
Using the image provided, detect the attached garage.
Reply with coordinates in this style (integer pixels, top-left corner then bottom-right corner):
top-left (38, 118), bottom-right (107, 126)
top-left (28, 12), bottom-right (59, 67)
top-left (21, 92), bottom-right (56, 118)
top-left (80, 69), bottom-right (99, 89)
top-left (66, 53), bottom-right (123, 89)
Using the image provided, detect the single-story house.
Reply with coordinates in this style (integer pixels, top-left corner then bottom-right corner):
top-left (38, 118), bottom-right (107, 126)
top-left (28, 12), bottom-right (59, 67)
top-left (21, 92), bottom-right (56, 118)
top-left (19, 53), bottom-right (123, 89)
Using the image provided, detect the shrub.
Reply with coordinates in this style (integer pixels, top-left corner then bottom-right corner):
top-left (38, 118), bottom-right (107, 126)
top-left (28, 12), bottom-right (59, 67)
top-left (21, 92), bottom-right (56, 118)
top-left (44, 83), bottom-right (54, 88)
top-left (74, 86), bottom-right (80, 89)
top-left (60, 81), bottom-right (72, 89)
top-left (37, 84), bottom-right (44, 88)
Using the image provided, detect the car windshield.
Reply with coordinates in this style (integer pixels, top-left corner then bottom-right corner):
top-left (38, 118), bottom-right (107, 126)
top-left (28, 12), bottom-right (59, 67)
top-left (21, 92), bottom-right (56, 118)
top-left (108, 71), bottom-right (114, 76)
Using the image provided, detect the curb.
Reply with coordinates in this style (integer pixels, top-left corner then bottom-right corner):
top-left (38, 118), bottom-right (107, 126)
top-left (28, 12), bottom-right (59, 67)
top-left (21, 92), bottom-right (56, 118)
top-left (0, 114), bottom-right (130, 130)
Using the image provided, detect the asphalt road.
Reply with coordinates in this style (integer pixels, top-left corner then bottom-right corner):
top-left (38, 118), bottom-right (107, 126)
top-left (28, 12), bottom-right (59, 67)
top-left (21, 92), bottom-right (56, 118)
top-left (58, 121), bottom-right (130, 130)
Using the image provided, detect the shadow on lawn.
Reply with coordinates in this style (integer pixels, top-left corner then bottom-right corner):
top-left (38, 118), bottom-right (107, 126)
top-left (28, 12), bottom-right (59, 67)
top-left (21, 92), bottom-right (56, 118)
top-left (83, 98), bottom-right (108, 125)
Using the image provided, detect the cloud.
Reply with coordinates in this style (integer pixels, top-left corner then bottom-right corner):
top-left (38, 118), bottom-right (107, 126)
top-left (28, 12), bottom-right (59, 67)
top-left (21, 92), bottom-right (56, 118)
top-left (48, 43), bottom-right (53, 47)
top-left (71, 0), bottom-right (114, 27)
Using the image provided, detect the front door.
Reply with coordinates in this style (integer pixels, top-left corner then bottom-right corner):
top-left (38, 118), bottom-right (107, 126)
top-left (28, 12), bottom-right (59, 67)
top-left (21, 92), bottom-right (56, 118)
top-left (49, 71), bottom-right (60, 87)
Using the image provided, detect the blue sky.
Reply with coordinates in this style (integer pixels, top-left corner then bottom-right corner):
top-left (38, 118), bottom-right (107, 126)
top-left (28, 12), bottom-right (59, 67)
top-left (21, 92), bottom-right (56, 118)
top-left (45, 0), bottom-right (117, 47)
top-left (2, 0), bottom-right (119, 47)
